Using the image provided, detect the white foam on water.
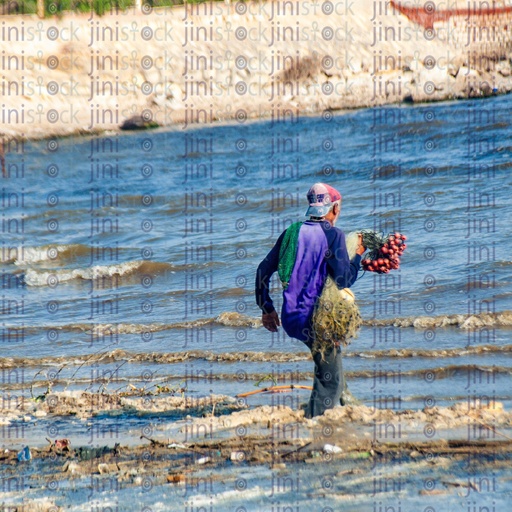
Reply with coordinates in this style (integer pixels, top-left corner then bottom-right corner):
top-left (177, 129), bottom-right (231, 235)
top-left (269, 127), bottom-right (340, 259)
top-left (1, 244), bottom-right (78, 264)
top-left (24, 260), bottom-right (144, 286)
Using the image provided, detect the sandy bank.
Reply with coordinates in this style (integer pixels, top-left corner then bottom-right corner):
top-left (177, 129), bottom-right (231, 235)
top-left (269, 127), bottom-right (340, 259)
top-left (1, 0), bottom-right (512, 139)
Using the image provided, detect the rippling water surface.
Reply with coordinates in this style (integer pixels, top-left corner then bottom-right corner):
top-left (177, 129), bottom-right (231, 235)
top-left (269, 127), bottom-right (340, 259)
top-left (2, 95), bottom-right (511, 449)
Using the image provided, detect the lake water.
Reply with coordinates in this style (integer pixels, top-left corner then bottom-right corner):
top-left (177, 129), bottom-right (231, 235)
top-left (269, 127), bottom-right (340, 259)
top-left (1, 95), bottom-right (511, 510)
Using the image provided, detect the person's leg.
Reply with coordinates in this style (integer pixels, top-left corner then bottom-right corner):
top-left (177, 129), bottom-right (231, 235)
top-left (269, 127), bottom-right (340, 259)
top-left (340, 379), bottom-right (360, 405)
top-left (305, 344), bottom-right (343, 418)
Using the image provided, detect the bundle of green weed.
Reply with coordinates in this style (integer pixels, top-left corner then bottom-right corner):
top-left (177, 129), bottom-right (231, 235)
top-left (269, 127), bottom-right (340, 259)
top-left (360, 230), bottom-right (389, 257)
top-left (311, 275), bottom-right (362, 358)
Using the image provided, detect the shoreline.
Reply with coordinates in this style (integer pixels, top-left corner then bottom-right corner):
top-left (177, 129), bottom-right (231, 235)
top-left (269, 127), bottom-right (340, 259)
top-left (2, 399), bottom-right (512, 510)
top-left (4, 91), bottom-right (511, 143)
top-left (2, 0), bottom-right (512, 140)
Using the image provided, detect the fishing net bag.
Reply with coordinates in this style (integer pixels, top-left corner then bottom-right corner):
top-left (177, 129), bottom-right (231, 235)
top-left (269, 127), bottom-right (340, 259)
top-left (311, 275), bottom-right (362, 357)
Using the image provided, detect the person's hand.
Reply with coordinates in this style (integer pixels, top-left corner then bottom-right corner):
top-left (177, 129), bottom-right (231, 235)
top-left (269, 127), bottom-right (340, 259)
top-left (262, 311), bottom-right (280, 332)
top-left (356, 233), bottom-right (366, 256)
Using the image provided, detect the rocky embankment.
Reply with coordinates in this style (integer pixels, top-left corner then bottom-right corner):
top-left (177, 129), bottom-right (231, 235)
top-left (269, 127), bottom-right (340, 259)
top-left (1, 0), bottom-right (512, 139)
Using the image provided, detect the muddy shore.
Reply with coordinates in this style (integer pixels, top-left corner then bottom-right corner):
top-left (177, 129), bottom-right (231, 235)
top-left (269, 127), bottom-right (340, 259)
top-left (2, 395), bottom-right (512, 510)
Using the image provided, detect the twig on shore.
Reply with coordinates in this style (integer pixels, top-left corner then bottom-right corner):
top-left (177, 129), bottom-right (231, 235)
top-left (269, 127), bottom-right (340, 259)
top-left (468, 415), bottom-right (512, 442)
top-left (140, 435), bottom-right (206, 456)
top-left (441, 480), bottom-right (479, 492)
top-left (280, 442), bottom-right (312, 459)
top-left (140, 435), bottom-right (167, 447)
top-left (237, 385), bottom-right (313, 398)
top-left (65, 341), bottom-right (121, 392)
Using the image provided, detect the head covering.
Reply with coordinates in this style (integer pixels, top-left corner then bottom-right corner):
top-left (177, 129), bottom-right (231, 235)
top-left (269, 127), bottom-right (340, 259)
top-left (305, 183), bottom-right (341, 218)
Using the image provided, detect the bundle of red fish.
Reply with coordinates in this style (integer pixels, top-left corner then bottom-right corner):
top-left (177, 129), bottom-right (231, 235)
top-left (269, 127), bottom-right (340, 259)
top-left (361, 231), bottom-right (407, 274)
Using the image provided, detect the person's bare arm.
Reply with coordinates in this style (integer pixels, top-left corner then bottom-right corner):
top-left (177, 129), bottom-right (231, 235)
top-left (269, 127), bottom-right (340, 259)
top-left (262, 311), bottom-right (281, 332)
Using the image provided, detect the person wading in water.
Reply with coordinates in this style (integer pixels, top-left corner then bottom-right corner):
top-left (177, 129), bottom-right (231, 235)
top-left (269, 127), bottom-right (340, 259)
top-left (255, 183), bottom-right (365, 418)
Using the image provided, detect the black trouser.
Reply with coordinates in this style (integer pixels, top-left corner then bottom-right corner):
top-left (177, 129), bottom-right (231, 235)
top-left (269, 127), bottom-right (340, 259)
top-left (304, 343), bottom-right (345, 419)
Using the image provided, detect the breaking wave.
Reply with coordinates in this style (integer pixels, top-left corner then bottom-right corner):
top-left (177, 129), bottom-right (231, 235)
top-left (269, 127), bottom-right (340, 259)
top-left (364, 311), bottom-right (512, 330)
top-left (1, 345), bottom-right (511, 369)
top-left (6, 312), bottom-right (263, 334)
top-left (4, 311), bottom-right (512, 341)
top-left (47, 310), bottom-right (512, 331)
top-left (352, 344), bottom-right (512, 359)
top-left (1, 244), bottom-right (89, 265)
top-left (24, 260), bottom-right (174, 286)
top-left (94, 310), bottom-right (512, 332)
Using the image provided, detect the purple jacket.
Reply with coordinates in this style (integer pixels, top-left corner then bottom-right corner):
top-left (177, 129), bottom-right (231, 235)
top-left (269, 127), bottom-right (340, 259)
top-left (255, 220), bottom-right (361, 342)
